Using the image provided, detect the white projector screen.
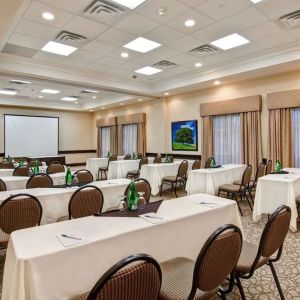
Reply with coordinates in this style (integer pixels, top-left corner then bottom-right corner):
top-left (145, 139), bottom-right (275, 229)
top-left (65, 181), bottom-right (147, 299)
top-left (5, 115), bottom-right (59, 157)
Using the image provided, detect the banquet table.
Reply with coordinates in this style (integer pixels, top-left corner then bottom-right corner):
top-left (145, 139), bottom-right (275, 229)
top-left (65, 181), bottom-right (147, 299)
top-left (0, 179), bottom-right (130, 224)
top-left (0, 166), bottom-right (47, 177)
top-left (2, 193), bottom-right (242, 300)
top-left (86, 156), bottom-right (124, 180)
top-left (1, 172), bottom-right (67, 191)
top-left (186, 164), bottom-right (247, 195)
top-left (107, 157), bottom-right (154, 179)
top-left (140, 161), bottom-right (194, 195)
top-left (253, 173), bottom-right (300, 232)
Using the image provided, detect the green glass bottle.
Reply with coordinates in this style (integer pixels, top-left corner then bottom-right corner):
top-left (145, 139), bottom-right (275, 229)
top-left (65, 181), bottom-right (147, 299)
top-left (33, 160), bottom-right (39, 175)
top-left (132, 152), bottom-right (136, 160)
top-left (275, 159), bottom-right (281, 173)
top-left (107, 150), bottom-right (110, 158)
top-left (210, 156), bottom-right (216, 168)
top-left (65, 167), bottom-right (73, 186)
top-left (7, 155), bottom-right (11, 162)
top-left (19, 157), bottom-right (24, 166)
top-left (127, 179), bottom-right (138, 211)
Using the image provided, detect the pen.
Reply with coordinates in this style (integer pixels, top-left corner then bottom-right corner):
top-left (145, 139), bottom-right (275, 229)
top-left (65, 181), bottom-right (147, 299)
top-left (61, 234), bottom-right (82, 240)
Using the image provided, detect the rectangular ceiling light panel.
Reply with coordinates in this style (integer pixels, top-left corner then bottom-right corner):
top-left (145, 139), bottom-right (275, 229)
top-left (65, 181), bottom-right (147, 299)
top-left (135, 66), bottom-right (162, 75)
top-left (111, 0), bottom-right (147, 9)
top-left (210, 33), bottom-right (250, 50)
top-left (124, 37), bottom-right (161, 53)
top-left (41, 41), bottom-right (77, 56)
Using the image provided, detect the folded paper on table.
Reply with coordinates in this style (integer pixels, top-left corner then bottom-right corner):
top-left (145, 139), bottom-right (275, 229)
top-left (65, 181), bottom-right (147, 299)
top-left (139, 213), bottom-right (166, 224)
top-left (56, 233), bottom-right (88, 247)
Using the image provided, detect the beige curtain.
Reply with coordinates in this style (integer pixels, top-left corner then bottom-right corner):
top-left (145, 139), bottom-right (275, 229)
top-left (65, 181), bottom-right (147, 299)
top-left (110, 126), bottom-right (117, 156)
top-left (97, 128), bottom-right (101, 157)
top-left (201, 116), bottom-right (214, 167)
top-left (268, 108), bottom-right (293, 168)
top-left (240, 111), bottom-right (263, 170)
top-left (137, 123), bottom-right (146, 155)
top-left (117, 125), bottom-right (123, 156)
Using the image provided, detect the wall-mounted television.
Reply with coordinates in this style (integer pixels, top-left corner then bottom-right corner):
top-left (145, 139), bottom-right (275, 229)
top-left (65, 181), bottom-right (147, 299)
top-left (171, 120), bottom-right (198, 151)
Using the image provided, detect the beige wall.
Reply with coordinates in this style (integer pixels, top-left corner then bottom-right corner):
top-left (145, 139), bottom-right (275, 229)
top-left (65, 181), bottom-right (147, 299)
top-left (0, 106), bottom-right (96, 164)
top-left (95, 69), bottom-right (300, 159)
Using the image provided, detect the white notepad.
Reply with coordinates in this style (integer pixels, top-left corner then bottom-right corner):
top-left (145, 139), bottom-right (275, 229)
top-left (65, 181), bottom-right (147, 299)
top-left (56, 233), bottom-right (88, 247)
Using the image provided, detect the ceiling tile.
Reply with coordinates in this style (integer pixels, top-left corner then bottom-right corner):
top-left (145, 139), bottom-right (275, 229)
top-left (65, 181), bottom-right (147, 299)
top-left (61, 57), bottom-right (91, 68)
top-left (64, 16), bottom-right (108, 39)
top-left (179, 0), bottom-right (207, 8)
top-left (166, 9), bottom-right (214, 34)
top-left (196, 0), bottom-right (251, 21)
top-left (148, 46), bottom-right (181, 61)
top-left (82, 40), bottom-right (117, 55)
top-left (8, 33), bottom-right (47, 50)
top-left (241, 21), bottom-right (283, 41)
top-left (23, 1), bottom-right (73, 29)
top-left (114, 12), bottom-right (160, 35)
top-left (97, 28), bottom-right (135, 46)
top-left (39, 0), bottom-right (91, 14)
top-left (143, 25), bottom-right (184, 44)
top-left (96, 55), bottom-right (124, 67)
top-left (85, 63), bottom-right (110, 73)
top-left (256, 0), bottom-right (300, 19)
top-left (15, 19), bottom-right (58, 41)
top-left (2, 44), bottom-right (38, 58)
top-left (256, 32), bottom-right (299, 50)
top-left (169, 53), bottom-right (198, 65)
top-left (69, 49), bottom-right (102, 62)
top-left (136, 0), bottom-right (190, 23)
top-left (220, 7), bottom-right (269, 31)
top-left (33, 51), bottom-right (65, 63)
top-left (168, 35), bottom-right (203, 52)
top-left (192, 22), bottom-right (234, 44)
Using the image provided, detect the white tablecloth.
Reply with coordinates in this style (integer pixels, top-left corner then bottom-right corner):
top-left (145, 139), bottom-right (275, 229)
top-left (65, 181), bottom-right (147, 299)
top-left (282, 168), bottom-right (300, 175)
top-left (2, 193), bottom-right (242, 300)
top-left (86, 157), bottom-right (124, 180)
top-left (253, 174), bottom-right (300, 232)
top-left (140, 161), bottom-right (193, 195)
top-left (0, 179), bottom-right (130, 224)
top-left (0, 166), bottom-right (47, 177)
top-left (1, 172), bottom-right (66, 191)
top-left (186, 164), bottom-right (247, 195)
top-left (107, 158), bottom-right (154, 179)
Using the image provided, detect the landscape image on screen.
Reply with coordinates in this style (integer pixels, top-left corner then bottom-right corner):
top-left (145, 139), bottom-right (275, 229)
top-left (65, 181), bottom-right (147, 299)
top-left (171, 120), bottom-right (198, 151)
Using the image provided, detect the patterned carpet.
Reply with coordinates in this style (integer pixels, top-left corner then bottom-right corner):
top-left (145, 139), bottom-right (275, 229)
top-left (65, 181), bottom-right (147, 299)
top-left (0, 190), bottom-right (299, 299)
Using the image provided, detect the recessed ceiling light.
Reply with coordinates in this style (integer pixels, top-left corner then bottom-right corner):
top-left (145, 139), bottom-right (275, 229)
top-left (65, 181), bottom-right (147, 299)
top-left (124, 37), bottom-right (161, 53)
top-left (195, 62), bottom-right (203, 68)
top-left (89, 109), bottom-right (94, 112)
top-left (184, 19), bottom-right (195, 27)
top-left (120, 103), bottom-right (124, 106)
top-left (158, 7), bottom-right (167, 16)
top-left (0, 89), bottom-right (17, 95)
top-left (164, 92), bottom-right (169, 96)
top-left (92, 96), bottom-right (97, 99)
top-left (250, 0), bottom-right (264, 3)
top-left (41, 89), bottom-right (60, 94)
top-left (111, 0), bottom-right (147, 9)
top-left (61, 96), bottom-right (78, 101)
top-left (135, 66), bottom-right (162, 75)
top-left (210, 33), bottom-right (250, 50)
top-left (214, 80), bottom-right (220, 85)
top-left (42, 12), bottom-right (55, 20)
top-left (101, 107), bottom-right (105, 109)
top-left (38, 95), bottom-right (43, 98)
top-left (41, 41), bottom-right (77, 56)
top-left (74, 101), bottom-right (79, 104)
top-left (121, 52), bottom-right (129, 58)
top-left (83, 89), bottom-right (98, 94)
top-left (138, 98), bottom-right (143, 101)
top-left (10, 79), bottom-right (31, 84)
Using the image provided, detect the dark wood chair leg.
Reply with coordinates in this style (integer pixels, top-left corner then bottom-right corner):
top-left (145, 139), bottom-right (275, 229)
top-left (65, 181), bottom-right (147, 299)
top-left (236, 277), bottom-right (246, 300)
top-left (269, 261), bottom-right (285, 300)
top-left (245, 192), bottom-right (253, 211)
top-left (174, 182), bottom-right (178, 198)
top-left (234, 193), bottom-right (243, 216)
top-left (160, 181), bottom-right (164, 196)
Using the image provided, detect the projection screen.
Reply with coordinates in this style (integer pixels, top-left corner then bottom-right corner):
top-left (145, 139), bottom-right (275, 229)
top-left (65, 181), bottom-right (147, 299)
top-left (4, 115), bottom-right (59, 157)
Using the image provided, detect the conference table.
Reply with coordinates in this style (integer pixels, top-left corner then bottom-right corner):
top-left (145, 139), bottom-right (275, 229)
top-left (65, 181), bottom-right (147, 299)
top-left (0, 166), bottom-right (47, 177)
top-left (0, 179), bottom-right (130, 224)
top-left (140, 160), bottom-right (194, 195)
top-left (253, 172), bottom-right (300, 232)
top-left (86, 156), bottom-right (124, 180)
top-left (107, 157), bottom-right (154, 179)
top-left (2, 193), bottom-right (242, 300)
top-left (186, 164), bottom-right (247, 195)
top-left (0, 172), bottom-right (67, 190)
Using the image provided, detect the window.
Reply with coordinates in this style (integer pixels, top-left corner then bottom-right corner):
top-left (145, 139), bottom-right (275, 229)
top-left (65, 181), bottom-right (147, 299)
top-left (122, 124), bottom-right (138, 155)
top-left (292, 108), bottom-right (300, 167)
top-left (213, 113), bottom-right (241, 165)
top-left (101, 127), bottom-right (110, 156)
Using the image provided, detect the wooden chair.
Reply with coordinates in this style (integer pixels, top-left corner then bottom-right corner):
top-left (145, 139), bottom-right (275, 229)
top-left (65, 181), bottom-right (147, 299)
top-left (153, 155), bottom-right (162, 164)
top-left (0, 178), bottom-right (7, 191)
top-left (159, 224), bottom-right (243, 300)
top-left (192, 159), bottom-right (201, 170)
top-left (98, 155), bottom-right (117, 180)
top-left (160, 160), bottom-right (189, 198)
top-left (28, 160), bottom-right (42, 168)
top-left (235, 206), bottom-right (291, 300)
top-left (26, 173), bottom-right (53, 189)
top-left (46, 161), bottom-right (65, 174)
top-left (137, 153), bottom-right (143, 159)
top-left (218, 165), bottom-right (253, 216)
top-left (13, 166), bottom-right (30, 176)
top-left (204, 157), bottom-right (213, 168)
top-left (68, 185), bottom-right (104, 219)
top-left (265, 160), bottom-right (272, 175)
top-left (0, 193), bottom-right (42, 250)
top-left (127, 157), bottom-right (148, 179)
top-left (0, 161), bottom-right (14, 169)
top-left (124, 154), bottom-right (131, 160)
top-left (71, 254), bottom-right (162, 300)
top-left (124, 178), bottom-right (151, 205)
top-left (74, 169), bottom-right (93, 184)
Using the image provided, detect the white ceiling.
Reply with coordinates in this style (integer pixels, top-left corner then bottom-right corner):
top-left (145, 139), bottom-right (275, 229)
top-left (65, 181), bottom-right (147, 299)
top-left (0, 0), bottom-right (300, 111)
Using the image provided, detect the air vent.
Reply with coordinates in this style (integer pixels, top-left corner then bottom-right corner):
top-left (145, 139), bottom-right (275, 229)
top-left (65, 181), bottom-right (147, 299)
top-left (277, 9), bottom-right (300, 29)
top-left (152, 60), bottom-right (177, 70)
top-left (56, 31), bottom-right (87, 47)
top-left (84, 0), bottom-right (126, 24)
top-left (190, 44), bottom-right (218, 55)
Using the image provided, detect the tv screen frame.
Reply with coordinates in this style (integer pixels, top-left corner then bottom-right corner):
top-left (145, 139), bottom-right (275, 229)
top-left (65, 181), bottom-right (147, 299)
top-left (171, 119), bottom-right (198, 151)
